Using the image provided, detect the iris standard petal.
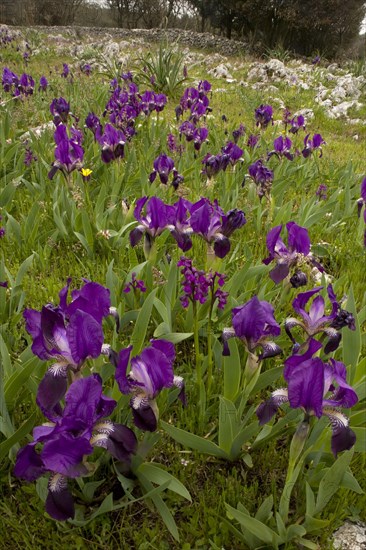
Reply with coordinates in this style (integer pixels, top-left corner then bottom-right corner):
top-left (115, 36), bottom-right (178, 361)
top-left (288, 358), bottom-right (325, 417)
top-left (66, 309), bottom-right (104, 365)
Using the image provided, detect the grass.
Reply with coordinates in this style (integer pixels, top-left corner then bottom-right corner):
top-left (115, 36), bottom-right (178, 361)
top-left (0, 28), bottom-right (365, 549)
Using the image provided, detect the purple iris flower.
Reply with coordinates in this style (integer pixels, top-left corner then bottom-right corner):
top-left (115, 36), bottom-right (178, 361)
top-left (179, 121), bottom-right (195, 141)
top-left (129, 196), bottom-right (176, 254)
top-left (149, 153), bottom-right (175, 185)
top-left (139, 91), bottom-right (167, 115)
top-left (201, 153), bottom-right (225, 177)
top-left (255, 104), bottom-right (273, 129)
top-left (61, 63), bottom-right (70, 78)
top-left (14, 374), bottom-right (137, 520)
top-left (232, 123), bottom-right (245, 143)
top-left (263, 222), bottom-right (321, 284)
top-left (39, 75), bottom-right (48, 92)
top-left (48, 124), bottom-right (84, 180)
top-left (222, 296), bottom-right (281, 359)
top-left (302, 133), bottom-right (325, 158)
top-left (179, 82), bottom-right (211, 122)
top-left (247, 160), bottom-right (274, 200)
top-left (316, 184), bottom-right (327, 201)
top-left (85, 112), bottom-right (102, 139)
top-left (257, 341), bottom-right (358, 456)
top-left (97, 123), bottom-right (126, 163)
top-left (189, 198), bottom-right (246, 259)
top-left (285, 286), bottom-right (355, 354)
top-left (18, 73), bottom-right (35, 96)
top-left (269, 135), bottom-right (294, 161)
top-left (2, 67), bottom-right (18, 93)
top-left (24, 144), bottom-right (37, 166)
top-left (23, 278), bottom-right (113, 417)
top-left (109, 340), bottom-right (185, 431)
top-left (193, 127), bottom-right (209, 151)
top-left (247, 134), bottom-right (259, 149)
top-left (123, 272), bottom-right (147, 294)
top-left (50, 97), bottom-right (71, 126)
top-left (289, 115), bottom-right (305, 134)
top-left (81, 63), bottom-right (92, 76)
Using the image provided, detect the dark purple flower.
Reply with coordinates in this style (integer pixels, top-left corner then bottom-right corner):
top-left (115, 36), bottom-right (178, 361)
top-left (221, 141), bottom-right (243, 164)
top-left (50, 97), bottom-right (71, 126)
top-left (2, 67), bottom-right (18, 93)
top-left (124, 272), bottom-right (147, 293)
top-left (14, 374), bottom-right (137, 519)
top-left (189, 198), bottom-right (245, 259)
top-left (110, 340), bottom-right (184, 431)
top-left (139, 91), bottom-right (167, 115)
top-left (24, 144), bottom-right (37, 166)
top-left (81, 63), bottom-right (92, 76)
top-left (316, 184), bottom-right (327, 201)
top-left (97, 123), bottom-right (126, 163)
top-left (48, 124), bottom-right (84, 180)
top-left (129, 196), bottom-right (176, 255)
top-left (247, 134), bottom-right (259, 149)
top-left (263, 222), bottom-right (320, 284)
top-left (247, 160), bottom-right (274, 200)
top-left (39, 75), bottom-right (48, 92)
top-left (255, 104), bottom-right (273, 129)
top-left (149, 154), bottom-right (175, 185)
top-left (232, 123), bottom-right (245, 143)
top-left (285, 285), bottom-right (355, 353)
top-left (257, 344), bottom-right (358, 456)
top-left (222, 296), bottom-right (281, 359)
top-left (178, 257), bottom-right (228, 310)
top-left (85, 112), bottom-right (102, 139)
top-left (312, 55), bottom-right (321, 65)
top-left (23, 279), bottom-right (112, 417)
top-left (302, 133), bottom-right (326, 158)
top-left (61, 63), bottom-right (70, 78)
top-left (269, 135), bottom-right (293, 161)
top-left (18, 73), bottom-right (35, 96)
top-left (289, 115), bottom-right (305, 134)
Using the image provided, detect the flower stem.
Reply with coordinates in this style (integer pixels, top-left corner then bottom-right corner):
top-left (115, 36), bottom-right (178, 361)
top-left (206, 302), bottom-right (214, 395)
top-left (279, 418), bottom-right (310, 523)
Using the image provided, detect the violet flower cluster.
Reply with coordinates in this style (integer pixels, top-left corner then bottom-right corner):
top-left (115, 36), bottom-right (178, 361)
top-left (255, 104), bottom-right (273, 129)
top-left (48, 124), bottom-right (84, 180)
top-left (179, 121), bottom-right (209, 152)
top-left (247, 159), bottom-right (274, 200)
top-left (177, 256), bottom-right (228, 310)
top-left (23, 279), bottom-right (113, 416)
top-left (129, 196), bottom-right (246, 259)
top-left (176, 80), bottom-right (212, 123)
top-left (149, 153), bottom-right (184, 189)
top-left (2, 67), bottom-right (34, 96)
top-left (14, 374), bottom-right (137, 520)
top-left (202, 141), bottom-right (243, 178)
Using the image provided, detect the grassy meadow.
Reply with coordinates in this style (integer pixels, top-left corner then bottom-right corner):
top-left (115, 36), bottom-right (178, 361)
top-left (0, 26), bottom-right (365, 549)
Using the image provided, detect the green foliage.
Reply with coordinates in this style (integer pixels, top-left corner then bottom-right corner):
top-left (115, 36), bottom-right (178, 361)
top-left (134, 41), bottom-right (187, 97)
